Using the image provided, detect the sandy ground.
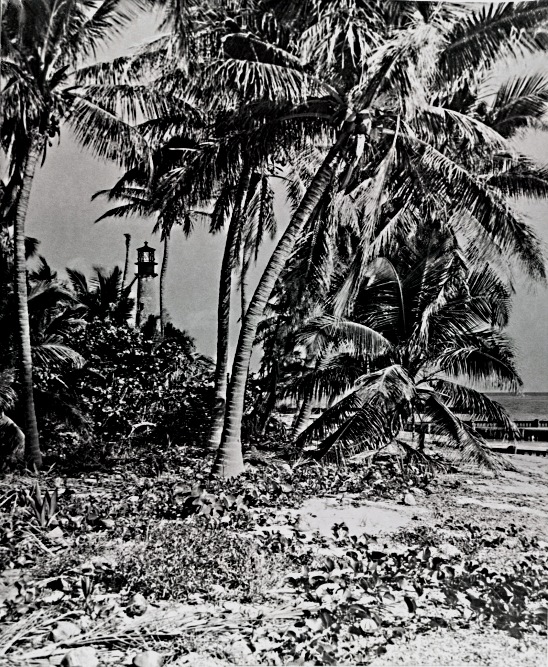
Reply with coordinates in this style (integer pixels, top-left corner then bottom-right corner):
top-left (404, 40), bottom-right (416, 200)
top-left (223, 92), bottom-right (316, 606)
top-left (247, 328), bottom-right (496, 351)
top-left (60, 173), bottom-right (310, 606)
top-left (296, 495), bottom-right (431, 537)
top-left (284, 454), bottom-right (548, 667)
top-left (369, 627), bottom-right (547, 667)
top-left (123, 453), bottom-right (548, 666)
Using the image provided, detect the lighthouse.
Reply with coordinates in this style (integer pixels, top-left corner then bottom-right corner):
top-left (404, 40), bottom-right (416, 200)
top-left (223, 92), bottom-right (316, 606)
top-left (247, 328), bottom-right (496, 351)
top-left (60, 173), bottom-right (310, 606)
top-left (135, 241), bottom-right (158, 328)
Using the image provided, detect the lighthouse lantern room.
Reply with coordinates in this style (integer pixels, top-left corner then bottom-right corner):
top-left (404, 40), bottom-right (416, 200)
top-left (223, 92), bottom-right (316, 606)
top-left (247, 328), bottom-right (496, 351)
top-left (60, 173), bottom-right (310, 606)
top-left (136, 241), bottom-right (157, 277)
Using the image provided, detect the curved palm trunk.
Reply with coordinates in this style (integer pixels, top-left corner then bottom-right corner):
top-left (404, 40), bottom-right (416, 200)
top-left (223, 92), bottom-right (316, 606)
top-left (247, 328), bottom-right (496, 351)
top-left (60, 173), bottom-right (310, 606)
top-left (208, 164), bottom-right (252, 451)
top-left (13, 135), bottom-right (43, 468)
top-left (292, 394), bottom-right (314, 439)
top-left (212, 133), bottom-right (350, 477)
top-left (159, 234), bottom-right (169, 336)
top-left (256, 357), bottom-right (279, 435)
top-left (122, 233), bottom-right (131, 288)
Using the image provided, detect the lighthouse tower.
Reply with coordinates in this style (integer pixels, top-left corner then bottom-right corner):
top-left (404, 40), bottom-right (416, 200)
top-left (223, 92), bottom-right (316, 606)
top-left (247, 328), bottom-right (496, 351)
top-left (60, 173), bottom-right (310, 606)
top-left (135, 241), bottom-right (158, 328)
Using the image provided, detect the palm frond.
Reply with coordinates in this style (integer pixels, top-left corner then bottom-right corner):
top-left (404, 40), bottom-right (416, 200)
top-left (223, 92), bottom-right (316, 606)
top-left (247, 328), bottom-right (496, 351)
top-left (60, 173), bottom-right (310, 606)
top-left (33, 341), bottom-right (85, 370)
top-left (486, 157), bottom-right (548, 200)
top-left (488, 73), bottom-right (548, 137)
top-left (458, 422), bottom-right (506, 472)
top-left (418, 388), bottom-right (504, 472)
top-left (0, 371), bottom-right (17, 412)
top-left (426, 378), bottom-right (518, 432)
top-left (67, 0), bottom-right (149, 62)
top-left (439, 2), bottom-right (548, 82)
top-left (95, 200), bottom-right (152, 222)
top-left (299, 2), bottom-right (383, 74)
top-left (421, 106), bottom-right (507, 150)
top-left (296, 365), bottom-right (416, 460)
top-left (203, 58), bottom-right (318, 105)
top-left (408, 136), bottom-right (546, 281)
top-left (78, 84), bottom-right (170, 125)
top-left (281, 349), bottom-right (366, 405)
top-left (67, 94), bottom-right (150, 170)
top-left (66, 268), bottom-right (89, 297)
top-left (437, 335), bottom-right (522, 391)
top-left (296, 314), bottom-right (392, 359)
top-left (27, 280), bottom-right (75, 313)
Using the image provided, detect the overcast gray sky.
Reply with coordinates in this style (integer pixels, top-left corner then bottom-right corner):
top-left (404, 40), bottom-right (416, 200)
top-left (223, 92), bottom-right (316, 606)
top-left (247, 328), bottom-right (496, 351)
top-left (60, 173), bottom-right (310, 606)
top-left (25, 6), bottom-right (548, 391)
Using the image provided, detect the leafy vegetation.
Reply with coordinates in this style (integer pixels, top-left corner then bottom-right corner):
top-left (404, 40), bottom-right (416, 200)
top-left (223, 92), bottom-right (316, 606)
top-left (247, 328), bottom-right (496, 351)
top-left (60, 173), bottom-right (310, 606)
top-left (0, 454), bottom-right (546, 664)
top-left (2, 1), bottom-right (548, 665)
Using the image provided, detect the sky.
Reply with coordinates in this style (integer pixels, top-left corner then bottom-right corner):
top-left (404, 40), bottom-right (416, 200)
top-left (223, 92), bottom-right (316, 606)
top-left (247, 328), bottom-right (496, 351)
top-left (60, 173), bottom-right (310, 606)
top-left (23, 5), bottom-right (548, 391)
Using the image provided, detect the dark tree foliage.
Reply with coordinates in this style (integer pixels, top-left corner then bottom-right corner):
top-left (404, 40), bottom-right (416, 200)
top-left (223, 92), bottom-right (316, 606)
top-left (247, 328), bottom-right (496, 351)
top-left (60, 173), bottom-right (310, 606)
top-left (60, 321), bottom-right (215, 468)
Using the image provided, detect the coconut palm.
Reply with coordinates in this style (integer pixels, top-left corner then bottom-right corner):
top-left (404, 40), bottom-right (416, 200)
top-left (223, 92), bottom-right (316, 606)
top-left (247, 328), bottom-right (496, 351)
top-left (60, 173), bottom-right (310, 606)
top-left (291, 228), bottom-right (522, 470)
top-left (67, 266), bottom-right (134, 325)
top-left (149, 2), bottom-right (302, 452)
top-left (96, 105), bottom-right (281, 449)
top-left (1, 0), bottom-right (167, 466)
top-left (211, 1), bottom-right (548, 477)
top-left (94, 132), bottom-right (202, 335)
top-left (206, 162), bottom-right (282, 450)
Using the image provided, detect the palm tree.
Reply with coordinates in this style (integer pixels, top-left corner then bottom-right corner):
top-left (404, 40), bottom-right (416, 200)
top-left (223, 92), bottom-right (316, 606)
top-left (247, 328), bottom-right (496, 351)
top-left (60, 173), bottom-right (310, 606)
top-left (94, 131), bottom-right (211, 338)
top-left (211, 1), bottom-right (548, 477)
top-left (235, 53), bottom-right (548, 464)
top-left (67, 266), bottom-right (134, 325)
top-left (1, 0), bottom-right (163, 466)
top-left (207, 162), bottom-right (280, 450)
top-left (207, 163), bottom-right (253, 450)
top-left (0, 250), bottom-right (87, 459)
top-left (95, 113), bottom-right (279, 450)
top-left (292, 229), bottom-right (522, 469)
top-left (122, 234), bottom-right (132, 289)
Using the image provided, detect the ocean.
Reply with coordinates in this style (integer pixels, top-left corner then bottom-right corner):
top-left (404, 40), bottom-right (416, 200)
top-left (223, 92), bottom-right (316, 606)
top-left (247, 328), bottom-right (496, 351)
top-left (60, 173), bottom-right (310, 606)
top-left (485, 393), bottom-right (548, 422)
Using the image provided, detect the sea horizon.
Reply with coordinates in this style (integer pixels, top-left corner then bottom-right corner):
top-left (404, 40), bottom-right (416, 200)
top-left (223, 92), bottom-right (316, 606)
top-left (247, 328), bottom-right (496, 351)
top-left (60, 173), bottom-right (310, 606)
top-left (485, 392), bottom-right (548, 422)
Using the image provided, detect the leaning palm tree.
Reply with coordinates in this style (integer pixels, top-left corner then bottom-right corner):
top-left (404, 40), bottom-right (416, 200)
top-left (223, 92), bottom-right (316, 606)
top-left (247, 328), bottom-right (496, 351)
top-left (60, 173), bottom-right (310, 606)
top-left (1, 0), bottom-right (165, 466)
top-left (96, 119), bottom-right (278, 450)
top-left (207, 162), bottom-right (280, 451)
top-left (212, 1), bottom-right (548, 477)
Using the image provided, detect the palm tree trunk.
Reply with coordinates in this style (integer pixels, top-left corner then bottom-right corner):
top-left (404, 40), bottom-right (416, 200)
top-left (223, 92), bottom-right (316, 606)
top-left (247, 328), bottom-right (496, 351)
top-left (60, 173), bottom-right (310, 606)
top-left (212, 133), bottom-right (350, 478)
top-left (159, 234), bottom-right (169, 336)
top-left (208, 164), bottom-right (252, 451)
top-left (122, 233), bottom-right (131, 288)
top-left (240, 266), bottom-right (247, 323)
top-left (13, 134), bottom-right (43, 468)
top-left (256, 358), bottom-right (279, 435)
top-left (292, 394), bottom-right (314, 439)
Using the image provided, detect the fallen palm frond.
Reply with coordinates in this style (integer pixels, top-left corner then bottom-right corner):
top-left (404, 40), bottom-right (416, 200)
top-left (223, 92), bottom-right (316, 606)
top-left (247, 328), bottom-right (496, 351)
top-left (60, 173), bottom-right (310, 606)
top-left (3, 601), bottom-right (320, 664)
top-left (0, 609), bottom-right (53, 658)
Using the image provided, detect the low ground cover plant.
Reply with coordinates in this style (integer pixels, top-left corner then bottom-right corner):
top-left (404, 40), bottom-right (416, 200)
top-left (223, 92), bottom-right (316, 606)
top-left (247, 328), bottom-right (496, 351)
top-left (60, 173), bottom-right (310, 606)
top-left (0, 450), bottom-right (547, 665)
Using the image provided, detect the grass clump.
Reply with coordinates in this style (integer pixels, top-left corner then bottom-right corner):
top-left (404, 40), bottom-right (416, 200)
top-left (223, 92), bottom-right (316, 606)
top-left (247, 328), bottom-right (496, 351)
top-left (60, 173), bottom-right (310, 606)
top-left (108, 519), bottom-right (284, 603)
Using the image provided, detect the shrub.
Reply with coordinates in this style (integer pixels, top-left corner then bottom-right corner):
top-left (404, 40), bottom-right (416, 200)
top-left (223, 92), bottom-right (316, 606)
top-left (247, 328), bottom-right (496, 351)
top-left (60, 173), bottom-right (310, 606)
top-left (44, 321), bottom-right (214, 467)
